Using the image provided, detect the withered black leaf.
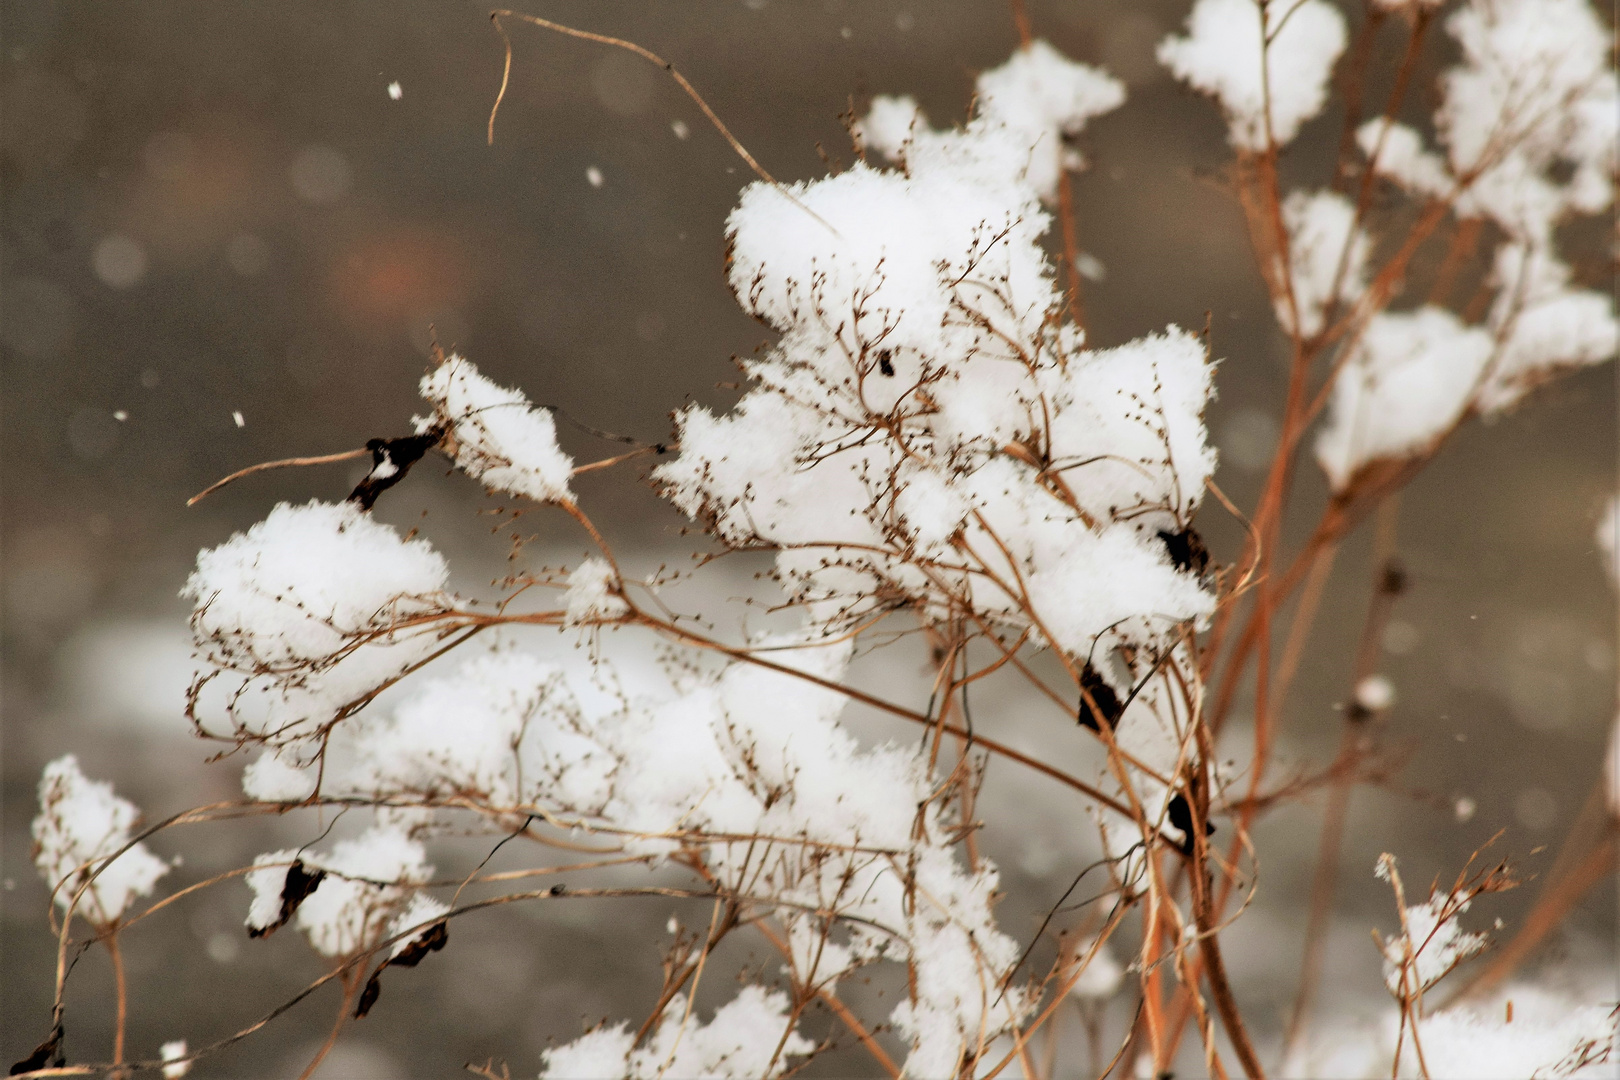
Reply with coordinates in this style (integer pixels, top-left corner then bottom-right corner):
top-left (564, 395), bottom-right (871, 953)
top-left (8, 1022), bottom-right (64, 1075)
top-left (1157, 527), bottom-right (1210, 576)
top-left (348, 431), bottom-right (442, 511)
top-left (354, 921), bottom-right (450, 1019)
top-left (1078, 663), bottom-right (1123, 732)
top-left (354, 970), bottom-right (383, 1019)
top-left (249, 860), bottom-right (326, 939)
top-left (388, 920), bottom-right (448, 968)
top-left (1166, 792), bottom-right (1216, 857)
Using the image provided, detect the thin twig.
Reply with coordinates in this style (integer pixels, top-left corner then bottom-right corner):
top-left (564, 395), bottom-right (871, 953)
top-left (187, 448), bottom-right (371, 506)
top-left (488, 10), bottom-right (838, 236)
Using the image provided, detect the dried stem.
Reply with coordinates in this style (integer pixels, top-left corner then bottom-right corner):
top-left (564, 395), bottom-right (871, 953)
top-left (295, 967), bottom-right (361, 1080)
top-left (187, 448), bottom-right (370, 506)
top-left (105, 930), bottom-right (126, 1074)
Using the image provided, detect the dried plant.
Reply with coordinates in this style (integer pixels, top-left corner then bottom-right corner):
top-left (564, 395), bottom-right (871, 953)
top-left (14, 1), bottom-right (1619, 1078)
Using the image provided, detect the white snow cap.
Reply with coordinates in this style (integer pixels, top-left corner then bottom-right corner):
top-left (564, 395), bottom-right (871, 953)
top-left (1350, 0), bottom-right (1616, 246)
top-left (33, 755), bottom-right (170, 924)
top-left (1315, 307), bottom-right (1494, 490)
top-left (854, 94), bottom-right (924, 161)
top-left (1476, 243), bottom-right (1617, 414)
top-left (1158, 0), bottom-right (1347, 150)
top-left (242, 750), bottom-right (318, 803)
top-left (184, 500), bottom-right (450, 746)
top-left (564, 557), bottom-right (629, 626)
top-left (859, 40), bottom-right (1123, 201)
top-left (661, 42), bottom-right (1212, 671)
top-left (245, 825), bottom-right (434, 958)
top-left (971, 40), bottom-right (1126, 197)
top-left (244, 850), bottom-right (300, 934)
top-left (339, 651), bottom-right (610, 811)
top-left (1438, 0), bottom-right (1616, 242)
top-left (1357, 119), bottom-right (1452, 200)
top-left (1277, 189), bottom-right (1369, 338)
top-left (418, 354), bottom-right (574, 504)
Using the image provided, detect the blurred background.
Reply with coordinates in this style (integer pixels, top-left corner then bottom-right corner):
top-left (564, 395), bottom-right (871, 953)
top-left (2, 0), bottom-right (1614, 1075)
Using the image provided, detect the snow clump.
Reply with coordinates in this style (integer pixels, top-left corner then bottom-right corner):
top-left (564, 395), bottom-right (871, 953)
top-left (33, 755), bottom-right (170, 925)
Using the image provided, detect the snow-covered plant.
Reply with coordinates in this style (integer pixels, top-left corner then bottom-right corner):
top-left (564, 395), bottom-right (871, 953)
top-left (32, 755), bottom-right (170, 928)
top-left (15, 2), bottom-right (1617, 1077)
top-left (1361, 852), bottom-right (1617, 1079)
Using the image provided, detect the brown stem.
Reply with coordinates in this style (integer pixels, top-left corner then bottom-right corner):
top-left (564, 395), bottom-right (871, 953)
top-left (1195, 921), bottom-right (1266, 1079)
top-left (1330, 8), bottom-right (1386, 192)
top-left (488, 11), bottom-right (838, 237)
top-left (818, 990), bottom-right (902, 1079)
top-left (1282, 497), bottom-right (1403, 1059)
top-left (1427, 217), bottom-right (1482, 307)
top-left (106, 929), bottom-right (127, 1073)
top-left (187, 448), bottom-right (370, 506)
top-left (1281, 759), bottom-right (1354, 1062)
top-left (296, 968), bottom-right (361, 1080)
top-left (1058, 169), bottom-right (1085, 331)
top-left (1007, 0), bottom-right (1033, 46)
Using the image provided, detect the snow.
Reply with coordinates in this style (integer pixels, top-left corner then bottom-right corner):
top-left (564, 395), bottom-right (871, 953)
top-left (338, 651), bottom-right (611, 812)
top-left (386, 892), bottom-right (450, 961)
top-left (541, 987), bottom-right (813, 1078)
top-left (1315, 308), bottom-right (1495, 490)
top-left (564, 557), bottom-right (629, 626)
top-left (1355, 674), bottom-right (1396, 713)
top-left (242, 751), bottom-right (318, 802)
top-left (184, 500), bottom-right (451, 747)
top-left (1358, 119), bottom-right (1452, 200)
top-left (1437, 0), bottom-right (1616, 242)
top-left (1477, 244), bottom-right (1618, 414)
top-left (160, 1040), bottom-right (190, 1080)
top-left (32, 755), bottom-right (170, 924)
top-left (1415, 990), bottom-right (1617, 1079)
top-left (291, 825), bottom-right (433, 958)
top-left (540, 1026), bottom-right (638, 1079)
top-left (242, 830), bottom-right (437, 956)
top-left (858, 41), bottom-right (1122, 201)
top-left (105, 20), bottom-right (1620, 1077)
top-left (1066, 935), bottom-right (1124, 999)
top-left (972, 40), bottom-right (1126, 197)
top-left (244, 850), bottom-right (299, 934)
top-left (417, 354), bottom-right (574, 504)
top-left (1278, 189), bottom-right (1369, 338)
top-left (854, 94), bottom-right (923, 161)
top-left (661, 46), bottom-right (1211, 661)
top-left (1302, 985), bottom-right (1618, 1079)
top-left (1158, 0), bottom-right (1347, 150)
top-left (1381, 891), bottom-right (1488, 996)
